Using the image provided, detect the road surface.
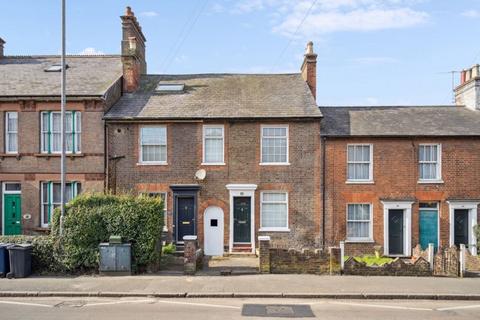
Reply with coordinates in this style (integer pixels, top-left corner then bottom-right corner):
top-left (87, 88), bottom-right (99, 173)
top-left (1, 297), bottom-right (480, 319)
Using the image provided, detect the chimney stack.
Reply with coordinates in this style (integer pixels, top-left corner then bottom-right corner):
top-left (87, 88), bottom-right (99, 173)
top-left (301, 41), bottom-right (317, 100)
top-left (0, 38), bottom-right (5, 59)
top-left (121, 6), bottom-right (147, 92)
top-left (455, 64), bottom-right (480, 110)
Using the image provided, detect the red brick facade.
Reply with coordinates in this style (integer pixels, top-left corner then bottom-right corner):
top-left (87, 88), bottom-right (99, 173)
top-left (324, 137), bottom-right (480, 256)
top-left (106, 120), bottom-right (322, 251)
top-left (0, 99), bottom-right (115, 234)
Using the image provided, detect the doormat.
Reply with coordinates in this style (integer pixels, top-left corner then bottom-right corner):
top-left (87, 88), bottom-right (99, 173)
top-left (241, 304), bottom-right (315, 318)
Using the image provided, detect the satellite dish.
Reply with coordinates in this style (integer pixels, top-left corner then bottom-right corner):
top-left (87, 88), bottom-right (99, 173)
top-left (195, 169), bottom-right (207, 181)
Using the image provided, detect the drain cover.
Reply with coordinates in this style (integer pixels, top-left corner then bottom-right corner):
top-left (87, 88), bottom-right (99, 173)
top-left (242, 304), bottom-right (315, 318)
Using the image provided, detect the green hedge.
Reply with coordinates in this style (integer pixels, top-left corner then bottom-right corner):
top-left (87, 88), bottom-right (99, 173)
top-left (51, 193), bottom-right (164, 272)
top-left (0, 236), bottom-right (59, 274)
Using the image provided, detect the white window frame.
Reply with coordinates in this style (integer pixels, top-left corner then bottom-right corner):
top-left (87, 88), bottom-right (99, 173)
top-left (40, 181), bottom-right (80, 228)
top-left (382, 201), bottom-right (414, 257)
top-left (260, 124), bottom-right (290, 165)
top-left (346, 203), bottom-right (373, 242)
top-left (139, 125), bottom-right (168, 165)
top-left (346, 144), bottom-right (373, 183)
top-left (259, 191), bottom-right (289, 232)
top-left (5, 112), bottom-right (18, 154)
top-left (418, 143), bottom-right (442, 183)
top-left (40, 111), bottom-right (81, 154)
top-left (202, 125), bottom-right (225, 165)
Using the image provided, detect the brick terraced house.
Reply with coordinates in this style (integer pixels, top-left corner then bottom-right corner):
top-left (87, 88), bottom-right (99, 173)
top-left (321, 65), bottom-right (480, 256)
top-left (0, 35), bottom-right (125, 235)
top-left (105, 10), bottom-right (322, 254)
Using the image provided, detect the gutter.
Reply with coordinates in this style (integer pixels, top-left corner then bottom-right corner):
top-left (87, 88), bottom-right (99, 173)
top-left (321, 136), bottom-right (326, 246)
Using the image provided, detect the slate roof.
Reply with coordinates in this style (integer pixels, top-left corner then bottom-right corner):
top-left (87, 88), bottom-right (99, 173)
top-left (104, 74), bottom-right (321, 120)
top-left (0, 55), bottom-right (123, 97)
top-left (320, 106), bottom-right (480, 136)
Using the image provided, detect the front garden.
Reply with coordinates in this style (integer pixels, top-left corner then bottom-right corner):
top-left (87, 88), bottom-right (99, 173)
top-left (0, 193), bottom-right (164, 274)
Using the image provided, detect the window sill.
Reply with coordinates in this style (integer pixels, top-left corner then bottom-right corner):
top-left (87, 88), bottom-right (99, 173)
top-left (201, 162), bottom-right (225, 166)
top-left (259, 163), bottom-right (291, 166)
top-left (136, 162), bottom-right (168, 166)
top-left (34, 153), bottom-right (84, 158)
top-left (345, 180), bottom-right (374, 184)
top-left (0, 153), bottom-right (20, 158)
top-left (345, 239), bottom-right (375, 243)
top-left (259, 228), bottom-right (290, 232)
top-left (418, 180), bottom-right (444, 184)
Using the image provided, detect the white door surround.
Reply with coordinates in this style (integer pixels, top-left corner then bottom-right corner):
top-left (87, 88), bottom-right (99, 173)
top-left (226, 184), bottom-right (257, 254)
top-left (203, 206), bottom-right (224, 256)
top-left (447, 201), bottom-right (479, 256)
top-left (382, 201), bottom-right (413, 257)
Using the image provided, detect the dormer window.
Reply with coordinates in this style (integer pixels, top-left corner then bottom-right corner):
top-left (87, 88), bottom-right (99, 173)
top-left (44, 64), bottom-right (69, 72)
top-left (155, 83), bottom-right (185, 93)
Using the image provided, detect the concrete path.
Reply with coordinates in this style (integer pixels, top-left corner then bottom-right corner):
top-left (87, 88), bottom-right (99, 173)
top-left (0, 275), bottom-right (479, 299)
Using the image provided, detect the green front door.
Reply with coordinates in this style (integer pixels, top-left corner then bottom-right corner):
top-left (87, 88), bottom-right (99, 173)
top-left (4, 194), bottom-right (21, 235)
top-left (233, 197), bottom-right (251, 243)
top-left (419, 210), bottom-right (438, 250)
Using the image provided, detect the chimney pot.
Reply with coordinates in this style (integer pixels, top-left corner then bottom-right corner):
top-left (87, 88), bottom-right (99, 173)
top-left (126, 6), bottom-right (134, 16)
top-left (0, 38), bottom-right (5, 59)
top-left (306, 41), bottom-right (314, 55)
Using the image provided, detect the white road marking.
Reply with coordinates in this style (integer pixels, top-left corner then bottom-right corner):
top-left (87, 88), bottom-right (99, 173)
top-left (0, 300), bottom-right (53, 308)
top-left (156, 300), bottom-right (241, 310)
top-left (327, 301), bottom-right (433, 311)
top-left (85, 299), bottom-right (156, 307)
top-left (437, 304), bottom-right (480, 311)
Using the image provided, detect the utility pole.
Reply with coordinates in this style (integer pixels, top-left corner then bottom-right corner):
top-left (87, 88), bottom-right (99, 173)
top-left (59, 0), bottom-right (66, 235)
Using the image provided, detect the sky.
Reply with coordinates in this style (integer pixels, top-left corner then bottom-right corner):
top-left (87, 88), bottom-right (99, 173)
top-left (2, 0), bottom-right (480, 106)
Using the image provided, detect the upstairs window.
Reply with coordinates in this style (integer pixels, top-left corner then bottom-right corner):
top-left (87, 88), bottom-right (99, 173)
top-left (41, 111), bottom-right (81, 154)
top-left (347, 144), bottom-right (373, 182)
top-left (140, 126), bottom-right (167, 164)
top-left (41, 181), bottom-right (81, 228)
top-left (419, 144), bottom-right (441, 181)
top-left (5, 112), bottom-right (18, 154)
top-left (261, 125), bottom-right (289, 164)
top-left (203, 125), bottom-right (224, 164)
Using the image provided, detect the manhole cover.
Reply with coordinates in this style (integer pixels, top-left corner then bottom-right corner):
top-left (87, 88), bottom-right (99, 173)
top-left (242, 304), bottom-right (315, 318)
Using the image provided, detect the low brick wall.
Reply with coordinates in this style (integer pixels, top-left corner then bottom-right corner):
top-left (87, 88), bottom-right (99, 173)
top-left (343, 257), bottom-right (432, 276)
top-left (465, 250), bottom-right (480, 272)
top-left (259, 236), bottom-right (341, 275)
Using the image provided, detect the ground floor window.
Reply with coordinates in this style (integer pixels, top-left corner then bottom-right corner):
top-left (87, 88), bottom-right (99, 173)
top-left (41, 182), bottom-right (81, 228)
top-left (260, 191), bottom-right (288, 231)
top-left (346, 203), bottom-right (372, 241)
top-left (143, 192), bottom-right (168, 231)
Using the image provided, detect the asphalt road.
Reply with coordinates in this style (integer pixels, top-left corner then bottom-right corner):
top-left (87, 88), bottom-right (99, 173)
top-left (1, 297), bottom-right (480, 319)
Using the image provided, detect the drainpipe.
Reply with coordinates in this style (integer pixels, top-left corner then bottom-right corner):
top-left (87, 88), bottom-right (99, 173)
top-left (322, 136), bottom-right (327, 246)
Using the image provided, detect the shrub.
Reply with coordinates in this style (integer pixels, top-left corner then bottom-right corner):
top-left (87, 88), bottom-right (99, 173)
top-left (0, 236), bottom-right (60, 274)
top-left (51, 193), bottom-right (164, 272)
top-left (162, 243), bottom-right (176, 255)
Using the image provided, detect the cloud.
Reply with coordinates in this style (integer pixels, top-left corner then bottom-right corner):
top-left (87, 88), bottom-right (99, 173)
top-left (78, 47), bottom-right (104, 55)
top-left (140, 11), bottom-right (159, 17)
top-left (462, 9), bottom-right (480, 18)
top-left (229, 0), bottom-right (428, 37)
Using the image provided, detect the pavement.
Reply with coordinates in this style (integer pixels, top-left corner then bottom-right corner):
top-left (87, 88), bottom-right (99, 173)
top-left (1, 297), bottom-right (480, 319)
top-left (1, 275), bottom-right (480, 300)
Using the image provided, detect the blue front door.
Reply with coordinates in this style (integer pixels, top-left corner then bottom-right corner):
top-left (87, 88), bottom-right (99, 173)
top-left (419, 210), bottom-right (438, 250)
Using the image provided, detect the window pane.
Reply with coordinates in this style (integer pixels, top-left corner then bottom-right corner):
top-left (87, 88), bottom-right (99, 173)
top-left (261, 203), bottom-right (287, 228)
top-left (141, 127), bottom-right (166, 145)
top-left (347, 222), bottom-right (370, 238)
top-left (205, 138), bottom-right (223, 163)
top-left (52, 183), bottom-right (61, 203)
top-left (142, 145), bottom-right (166, 162)
top-left (52, 113), bottom-right (61, 132)
top-left (347, 204), bottom-right (371, 239)
top-left (7, 133), bottom-right (17, 152)
top-left (7, 113), bottom-right (17, 132)
top-left (41, 113), bottom-right (49, 132)
top-left (262, 137), bottom-right (287, 163)
top-left (52, 133), bottom-right (61, 152)
top-left (205, 128), bottom-right (222, 137)
top-left (42, 183), bottom-right (49, 202)
top-left (65, 112), bottom-right (73, 132)
top-left (5, 183), bottom-right (21, 191)
top-left (263, 193), bottom-right (287, 202)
